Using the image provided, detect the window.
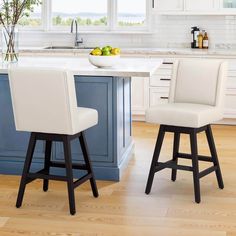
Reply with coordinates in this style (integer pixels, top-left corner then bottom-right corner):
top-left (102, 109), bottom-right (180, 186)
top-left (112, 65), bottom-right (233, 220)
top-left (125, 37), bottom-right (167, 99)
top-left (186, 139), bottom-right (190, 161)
top-left (117, 0), bottom-right (147, 27)
top-left (18, 0), bottom-right (149, 31)
top-left (51, 0), bottom-right (108, 27)
top-left (18, 4), bottom-right (42, 27)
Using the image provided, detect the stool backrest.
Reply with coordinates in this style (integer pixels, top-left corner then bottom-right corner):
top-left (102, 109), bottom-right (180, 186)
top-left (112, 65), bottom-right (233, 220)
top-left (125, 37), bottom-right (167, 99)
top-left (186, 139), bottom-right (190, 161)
top-left (169, 59), bottom-right (228, 107)
top-left (8, 67), bottom-right (78, 134)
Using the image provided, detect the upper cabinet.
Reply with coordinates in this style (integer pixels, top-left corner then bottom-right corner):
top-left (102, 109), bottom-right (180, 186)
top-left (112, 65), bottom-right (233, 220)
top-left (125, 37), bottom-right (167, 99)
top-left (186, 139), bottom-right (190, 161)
top-left (153, 0), bottom-right (183, 11)
top-left (185, 0), bottom-right (217, 11)
top-left (153, 0), bottom-right (236, 14)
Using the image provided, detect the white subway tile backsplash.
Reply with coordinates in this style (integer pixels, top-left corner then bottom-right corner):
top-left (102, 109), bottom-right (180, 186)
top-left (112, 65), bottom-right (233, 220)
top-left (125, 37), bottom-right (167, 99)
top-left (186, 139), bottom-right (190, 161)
top-left (1, 14), bottom-right (236, 49)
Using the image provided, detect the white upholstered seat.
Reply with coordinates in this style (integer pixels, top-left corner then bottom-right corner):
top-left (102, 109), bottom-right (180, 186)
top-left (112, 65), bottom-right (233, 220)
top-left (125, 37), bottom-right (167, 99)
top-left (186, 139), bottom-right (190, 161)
top-left (146, 59), bottom-right (228, 128)
top-left (146, 103), bottom-right (222, 128)
top-left (8, 67), bottom-right (98, 135)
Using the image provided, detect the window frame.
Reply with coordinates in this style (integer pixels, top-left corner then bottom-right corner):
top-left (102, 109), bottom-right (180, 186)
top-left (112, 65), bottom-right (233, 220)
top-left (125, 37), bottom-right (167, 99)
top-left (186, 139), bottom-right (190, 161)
top-left (18, 0), bottom-right (151, 32)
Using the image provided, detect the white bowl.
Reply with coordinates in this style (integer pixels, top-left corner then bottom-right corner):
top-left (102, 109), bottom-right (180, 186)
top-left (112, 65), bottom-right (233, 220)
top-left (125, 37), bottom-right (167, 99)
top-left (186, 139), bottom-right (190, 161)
top-left (88, 54), bottom-right (120, 68)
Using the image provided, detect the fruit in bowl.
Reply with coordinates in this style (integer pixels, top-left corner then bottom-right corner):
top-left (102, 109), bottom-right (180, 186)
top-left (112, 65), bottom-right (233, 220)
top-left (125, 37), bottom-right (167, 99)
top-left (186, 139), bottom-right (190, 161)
top-left (89, 46), bottom-right (121, 68)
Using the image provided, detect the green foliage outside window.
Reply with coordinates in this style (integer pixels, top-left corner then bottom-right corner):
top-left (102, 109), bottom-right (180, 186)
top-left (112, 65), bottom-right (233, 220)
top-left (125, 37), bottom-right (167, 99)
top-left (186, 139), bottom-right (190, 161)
top-left (17, 16), bottom-right (144, 27)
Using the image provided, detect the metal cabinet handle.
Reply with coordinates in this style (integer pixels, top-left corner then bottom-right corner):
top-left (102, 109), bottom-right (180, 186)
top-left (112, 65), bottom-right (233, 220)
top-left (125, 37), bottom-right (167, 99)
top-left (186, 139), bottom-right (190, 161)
top-left (160, 78), bottom-right (171, 81)
top-left (160, 96), bottom-right (169, 100)
top-left (152, 0), bottom-right (155, 8)
top-left (163, 62), bottom-right (174, 65)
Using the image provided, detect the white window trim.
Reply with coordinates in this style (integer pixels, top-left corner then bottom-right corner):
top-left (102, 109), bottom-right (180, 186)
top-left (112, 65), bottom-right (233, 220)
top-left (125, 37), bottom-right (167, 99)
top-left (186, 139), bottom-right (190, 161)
top-left (20, 0), bottom-right (151, 33)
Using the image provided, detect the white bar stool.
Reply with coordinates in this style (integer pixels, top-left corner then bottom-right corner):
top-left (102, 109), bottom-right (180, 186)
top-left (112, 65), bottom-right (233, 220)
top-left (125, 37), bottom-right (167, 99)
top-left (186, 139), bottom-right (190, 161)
top-left (145, 59), bottom-right (228, 203)
top-left (8, 67), bottom-right (99, 215)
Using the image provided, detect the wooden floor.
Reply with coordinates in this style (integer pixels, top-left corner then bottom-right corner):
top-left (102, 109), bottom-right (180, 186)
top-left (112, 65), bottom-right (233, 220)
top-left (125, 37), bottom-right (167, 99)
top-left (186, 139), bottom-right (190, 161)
top-left (0, 122), bottom-right (236, 236)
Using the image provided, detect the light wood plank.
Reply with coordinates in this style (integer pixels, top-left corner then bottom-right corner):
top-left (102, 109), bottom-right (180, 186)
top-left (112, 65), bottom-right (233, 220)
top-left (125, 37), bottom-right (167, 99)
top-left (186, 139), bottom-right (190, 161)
top-left (0, 122), bottom-right (235, 236)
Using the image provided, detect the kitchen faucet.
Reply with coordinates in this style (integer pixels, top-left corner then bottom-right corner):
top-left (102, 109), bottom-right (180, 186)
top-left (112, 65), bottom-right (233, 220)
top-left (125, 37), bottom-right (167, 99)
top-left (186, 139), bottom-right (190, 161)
top-left (71, 19), bottom-right (83, 48)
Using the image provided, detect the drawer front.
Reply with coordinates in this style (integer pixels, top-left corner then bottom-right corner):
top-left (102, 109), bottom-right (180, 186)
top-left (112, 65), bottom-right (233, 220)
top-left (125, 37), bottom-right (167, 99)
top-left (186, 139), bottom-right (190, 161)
top-left (151, 62), bottom-right (173, 87)
top-left (150, 75), bottom-right (171, 87)
top-left (150, 87), bottom-right (170, 107)
top-left (153, 61), bottom-right (173, 73)
top-left (157, 63), bottom-right (174, 70)
top-left (153, 67), bottom-right (173, 76)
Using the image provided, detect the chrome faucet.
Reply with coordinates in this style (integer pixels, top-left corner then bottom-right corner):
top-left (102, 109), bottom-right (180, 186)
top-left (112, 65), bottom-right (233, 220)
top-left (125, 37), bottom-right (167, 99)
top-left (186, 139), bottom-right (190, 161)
top-left (70, 19), bottom-right (83, 48)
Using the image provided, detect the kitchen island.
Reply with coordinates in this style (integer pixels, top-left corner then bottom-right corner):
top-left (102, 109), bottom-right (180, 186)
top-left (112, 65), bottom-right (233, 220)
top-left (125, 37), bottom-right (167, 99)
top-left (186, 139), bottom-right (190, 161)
top-left (0, 56), bottom-right (162, 181)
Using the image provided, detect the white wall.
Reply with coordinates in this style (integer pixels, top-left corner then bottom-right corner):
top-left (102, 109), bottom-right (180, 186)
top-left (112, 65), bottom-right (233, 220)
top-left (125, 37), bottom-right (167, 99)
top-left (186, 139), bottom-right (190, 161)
top-left (14, 14), bottom-right (236, 49)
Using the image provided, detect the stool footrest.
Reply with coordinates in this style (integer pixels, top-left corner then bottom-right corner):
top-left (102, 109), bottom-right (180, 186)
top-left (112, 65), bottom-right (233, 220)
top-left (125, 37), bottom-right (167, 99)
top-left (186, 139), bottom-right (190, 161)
top-left (199, 166), bottom-right (218, 179)
top-left (50, 161), bottom-right (87, 170)
top-left (25, 169), bottom-right (48, 184)
top-left (27, 169), bottom-right (67, 182)
top-left (73, 173), bottom-right (93, 188)
top-left (26, 169), bottom-right (93, 188)
top-left (177, 153), bottom-right (212, 162)
top-left (155, 160), bottom-right (193, 172)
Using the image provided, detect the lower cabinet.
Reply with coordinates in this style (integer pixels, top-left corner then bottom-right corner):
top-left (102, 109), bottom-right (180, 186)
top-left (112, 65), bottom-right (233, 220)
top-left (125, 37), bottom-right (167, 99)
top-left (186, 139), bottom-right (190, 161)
top-left (131, 77), bottom-right (149, 120)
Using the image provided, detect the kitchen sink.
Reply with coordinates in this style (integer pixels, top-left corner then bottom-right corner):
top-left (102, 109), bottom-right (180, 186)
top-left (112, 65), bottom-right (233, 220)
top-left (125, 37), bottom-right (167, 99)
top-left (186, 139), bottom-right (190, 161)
top-left (44, 46), bottom-right (94, 50)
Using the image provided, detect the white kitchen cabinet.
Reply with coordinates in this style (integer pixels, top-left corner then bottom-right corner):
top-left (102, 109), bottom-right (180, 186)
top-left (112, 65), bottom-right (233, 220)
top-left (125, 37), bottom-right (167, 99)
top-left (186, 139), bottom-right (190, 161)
top-left (154, 0), bottom-right (236, 14)
top-left (149, 61), bottom-right (173, 109)
top-left (131, 77), bottom-right (149, 120)
top-left (153, 0), bottom-right (183, 11)
top-left (185, 0), bottom-right (218, 11)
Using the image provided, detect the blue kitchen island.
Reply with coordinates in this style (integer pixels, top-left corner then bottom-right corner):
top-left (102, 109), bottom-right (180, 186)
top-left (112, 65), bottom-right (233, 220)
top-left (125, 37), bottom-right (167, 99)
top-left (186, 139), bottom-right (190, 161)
top-left (0, 56), bottom-right (162, 181)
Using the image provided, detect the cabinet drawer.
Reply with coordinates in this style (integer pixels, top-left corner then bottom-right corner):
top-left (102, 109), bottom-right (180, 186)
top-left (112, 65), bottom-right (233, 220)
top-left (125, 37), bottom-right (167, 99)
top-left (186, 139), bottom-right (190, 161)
top-left (150, 75), bottom-right (171, 87)
top-left (153, 67), bottom-right (172, 76)
top-left (158, 63), bottom-right (174, 70)
top-left (150, 87), bottom-right (170, 107)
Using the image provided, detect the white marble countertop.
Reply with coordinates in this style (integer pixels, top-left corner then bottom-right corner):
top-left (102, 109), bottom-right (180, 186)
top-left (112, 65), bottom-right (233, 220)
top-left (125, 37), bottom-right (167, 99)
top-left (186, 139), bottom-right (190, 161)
top-left (19, 46), bottom-right (236, 57)
top-left (0, 56), bottom-right (163, 77)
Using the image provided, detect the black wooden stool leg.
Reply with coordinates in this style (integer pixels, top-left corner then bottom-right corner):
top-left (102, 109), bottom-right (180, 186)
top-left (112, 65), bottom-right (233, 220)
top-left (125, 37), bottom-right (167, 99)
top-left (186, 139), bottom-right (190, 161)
top-left (79, 132), bottom-right (99, 198)
top-left (190, 130), bottom-right (201, 203)
top-left (16, 133), bottom-right (37, 208)
top-left (43, 141), bottom-right (52, 192)
top-left (171, 132), bottom-right (180, 182)
top-left (63, 136), bottom-right (76, 215)
top-left (205, 125), bottom-right (224, 189)
top-left (145, 125), bottom-right (165, 194)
